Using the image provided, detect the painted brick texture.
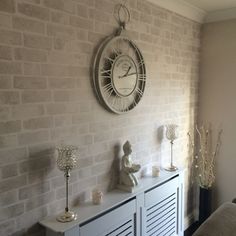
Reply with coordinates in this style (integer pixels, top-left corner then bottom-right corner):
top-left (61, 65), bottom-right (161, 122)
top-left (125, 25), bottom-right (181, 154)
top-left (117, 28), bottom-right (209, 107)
top-left (0, 0), bottom-right (200, 235)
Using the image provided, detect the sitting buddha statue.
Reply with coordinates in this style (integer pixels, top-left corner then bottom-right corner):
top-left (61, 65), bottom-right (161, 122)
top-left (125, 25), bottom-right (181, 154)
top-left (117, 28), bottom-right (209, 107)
top-left (118, 141), bottom-right (141, 192)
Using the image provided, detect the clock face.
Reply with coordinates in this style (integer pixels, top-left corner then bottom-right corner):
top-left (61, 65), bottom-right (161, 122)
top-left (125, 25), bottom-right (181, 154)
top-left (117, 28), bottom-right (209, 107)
top-left (93, 34), bottom-right (146, 114)
top-left (112, 55), bottom-right (137, 97)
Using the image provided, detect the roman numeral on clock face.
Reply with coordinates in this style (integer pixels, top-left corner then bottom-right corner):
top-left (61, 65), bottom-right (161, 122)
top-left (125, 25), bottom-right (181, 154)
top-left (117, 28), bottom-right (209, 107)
top-left (134, 87), bottom-right (144, 100)
top-left (102, 83), bottom-right (114, 94)
top-left (111, 46), bottom-right (121, 57)
top-left (138, 73), bottom-right (146, 81)
top-left (100, 69), bottom-right (111, 75)
top-left (104, 56), bottom-right (115, 64)
top-left (138, 59), bottom-right (145, 68)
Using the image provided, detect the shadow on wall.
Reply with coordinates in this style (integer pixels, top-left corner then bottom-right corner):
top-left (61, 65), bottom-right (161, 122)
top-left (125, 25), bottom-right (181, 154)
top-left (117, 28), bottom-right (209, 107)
top-left (157, 125), bottom-right (164, 167)
top-left (15, 144), bottom-right (56, 236)
top-left (186, 72), bottom-right (199, 223)
top-left (185, 142), bottom-right (198, 220)
top-left (108, 143), bottom-right (121, 191)
top-left (157, 125), bottom-right (164, 143)
top-left (18, 224), bottom-right (46, 236)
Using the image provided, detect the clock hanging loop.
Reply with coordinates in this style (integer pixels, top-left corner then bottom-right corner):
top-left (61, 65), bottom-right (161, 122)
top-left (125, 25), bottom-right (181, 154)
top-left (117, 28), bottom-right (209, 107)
top-left (114, 1), bottom-right (131, 31)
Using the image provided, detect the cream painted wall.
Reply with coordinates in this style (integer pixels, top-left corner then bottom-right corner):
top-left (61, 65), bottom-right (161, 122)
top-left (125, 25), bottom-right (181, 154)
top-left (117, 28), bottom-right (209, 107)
top-left (200, 19), bottom-right (236, 208)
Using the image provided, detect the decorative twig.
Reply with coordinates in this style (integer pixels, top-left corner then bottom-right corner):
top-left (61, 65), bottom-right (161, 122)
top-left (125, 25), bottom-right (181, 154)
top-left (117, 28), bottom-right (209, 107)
top-left (188, 125), bottom-right (222, 189)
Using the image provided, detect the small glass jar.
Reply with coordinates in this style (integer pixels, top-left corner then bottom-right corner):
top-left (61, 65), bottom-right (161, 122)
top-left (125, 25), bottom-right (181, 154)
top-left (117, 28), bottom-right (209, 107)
top-left (92, 189), bottom-right (103, 205)
top-left (152, 166), bottom-right (160, 177)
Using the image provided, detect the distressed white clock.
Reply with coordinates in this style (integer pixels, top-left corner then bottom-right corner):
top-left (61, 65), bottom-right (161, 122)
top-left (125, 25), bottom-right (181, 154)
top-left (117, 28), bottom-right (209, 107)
top-left (93, 31), bottom-right (146, 114)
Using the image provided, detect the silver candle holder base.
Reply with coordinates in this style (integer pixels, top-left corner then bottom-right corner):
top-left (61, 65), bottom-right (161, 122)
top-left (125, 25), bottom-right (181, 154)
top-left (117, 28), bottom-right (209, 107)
top-left (165, 141), bottom-right (178, 172)
top-left (57, 210), bottom-right (77, 223)
top-left (165, 165), bottom-right (178, 172)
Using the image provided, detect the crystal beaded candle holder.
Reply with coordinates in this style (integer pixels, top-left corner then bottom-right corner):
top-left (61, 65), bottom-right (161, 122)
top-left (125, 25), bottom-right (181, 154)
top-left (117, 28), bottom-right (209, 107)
top-left (165, 124), bottom-right (178, 172)
top-left (56, 145), bottom-right (79, 223)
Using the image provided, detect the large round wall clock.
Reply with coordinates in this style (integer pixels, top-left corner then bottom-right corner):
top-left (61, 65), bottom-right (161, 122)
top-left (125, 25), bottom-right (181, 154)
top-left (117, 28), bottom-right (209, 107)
top-left (93, 30), bottom-right (146, 114)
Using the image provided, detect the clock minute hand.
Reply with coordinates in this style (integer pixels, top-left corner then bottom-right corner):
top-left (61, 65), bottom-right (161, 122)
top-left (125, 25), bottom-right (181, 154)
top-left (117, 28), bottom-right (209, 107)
top-left (120, 72), bottom-right (137, 78)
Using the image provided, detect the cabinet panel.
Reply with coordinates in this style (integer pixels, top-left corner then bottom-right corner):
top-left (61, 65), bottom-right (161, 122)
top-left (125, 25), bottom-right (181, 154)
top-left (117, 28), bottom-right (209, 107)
top-left (80, 199), bottom-right (136, 236)
top-left (145, 177), bottom-right (178, 208)
top-left (144, 177), bottom-right (178, 236)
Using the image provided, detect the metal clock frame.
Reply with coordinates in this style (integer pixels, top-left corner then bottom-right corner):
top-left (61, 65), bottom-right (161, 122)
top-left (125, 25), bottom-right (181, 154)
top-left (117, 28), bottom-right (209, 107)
top-left (93, 30), bottom-right (146, 114)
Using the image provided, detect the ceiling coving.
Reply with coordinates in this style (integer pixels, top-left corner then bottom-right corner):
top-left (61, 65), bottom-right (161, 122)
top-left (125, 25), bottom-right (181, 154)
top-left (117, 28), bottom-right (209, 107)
top-left (147, 0), bottom-right (236, 23)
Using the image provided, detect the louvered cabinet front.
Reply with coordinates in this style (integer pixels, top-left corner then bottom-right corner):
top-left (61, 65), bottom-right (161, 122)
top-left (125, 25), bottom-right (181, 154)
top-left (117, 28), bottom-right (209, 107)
top-left (79, 199), bottom-right (136, 236)
top-left (144, 177), bottom-right (179, 236)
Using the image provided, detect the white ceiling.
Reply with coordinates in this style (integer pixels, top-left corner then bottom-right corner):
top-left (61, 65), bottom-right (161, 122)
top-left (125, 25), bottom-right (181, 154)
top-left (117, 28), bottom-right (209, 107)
top-left (183, 0), bottom-right (236, 12)
top-left (147, 0), bottom-right (236, 23)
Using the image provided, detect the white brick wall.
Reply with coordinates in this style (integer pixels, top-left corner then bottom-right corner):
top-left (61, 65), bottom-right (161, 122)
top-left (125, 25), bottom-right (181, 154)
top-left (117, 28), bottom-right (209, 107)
top-left (0, 0), bottom-right (200, 235)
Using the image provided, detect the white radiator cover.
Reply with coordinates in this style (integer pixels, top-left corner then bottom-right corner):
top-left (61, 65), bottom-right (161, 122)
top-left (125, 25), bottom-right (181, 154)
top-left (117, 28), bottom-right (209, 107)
top-left (40, 170), bottom-right (184, 236)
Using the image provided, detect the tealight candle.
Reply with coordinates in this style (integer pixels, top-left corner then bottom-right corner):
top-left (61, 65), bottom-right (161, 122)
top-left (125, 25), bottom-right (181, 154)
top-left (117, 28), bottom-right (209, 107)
top-left (152, 166), bottom-right (160, 177)
top-left (92, 189), bottom-right (103, 205)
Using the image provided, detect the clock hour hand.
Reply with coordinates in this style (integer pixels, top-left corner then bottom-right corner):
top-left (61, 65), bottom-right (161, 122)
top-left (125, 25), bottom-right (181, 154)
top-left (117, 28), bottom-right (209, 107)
top-left (119, 66), bottom-right (131, 78)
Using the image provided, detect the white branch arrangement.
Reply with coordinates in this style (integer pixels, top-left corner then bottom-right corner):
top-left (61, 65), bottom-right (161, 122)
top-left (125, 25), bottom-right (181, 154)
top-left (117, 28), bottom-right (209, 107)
top-left (188, 125), bottom-right (222, 189)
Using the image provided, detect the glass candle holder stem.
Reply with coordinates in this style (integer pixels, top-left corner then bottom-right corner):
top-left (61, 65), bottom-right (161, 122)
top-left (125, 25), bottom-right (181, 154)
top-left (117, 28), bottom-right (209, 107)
top-left (65, 170), bottom-right (70, 213)
top-left (56, 169), bottom-right (77, 223)
top-left (170, 140), bottom-right (174, 167)
top-left (165, 140), bottom-right (177, 171)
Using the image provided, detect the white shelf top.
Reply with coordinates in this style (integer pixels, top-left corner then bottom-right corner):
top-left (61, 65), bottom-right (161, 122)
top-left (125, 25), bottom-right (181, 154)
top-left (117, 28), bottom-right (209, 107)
top-left (39, 170), bottom-right (182, 233)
